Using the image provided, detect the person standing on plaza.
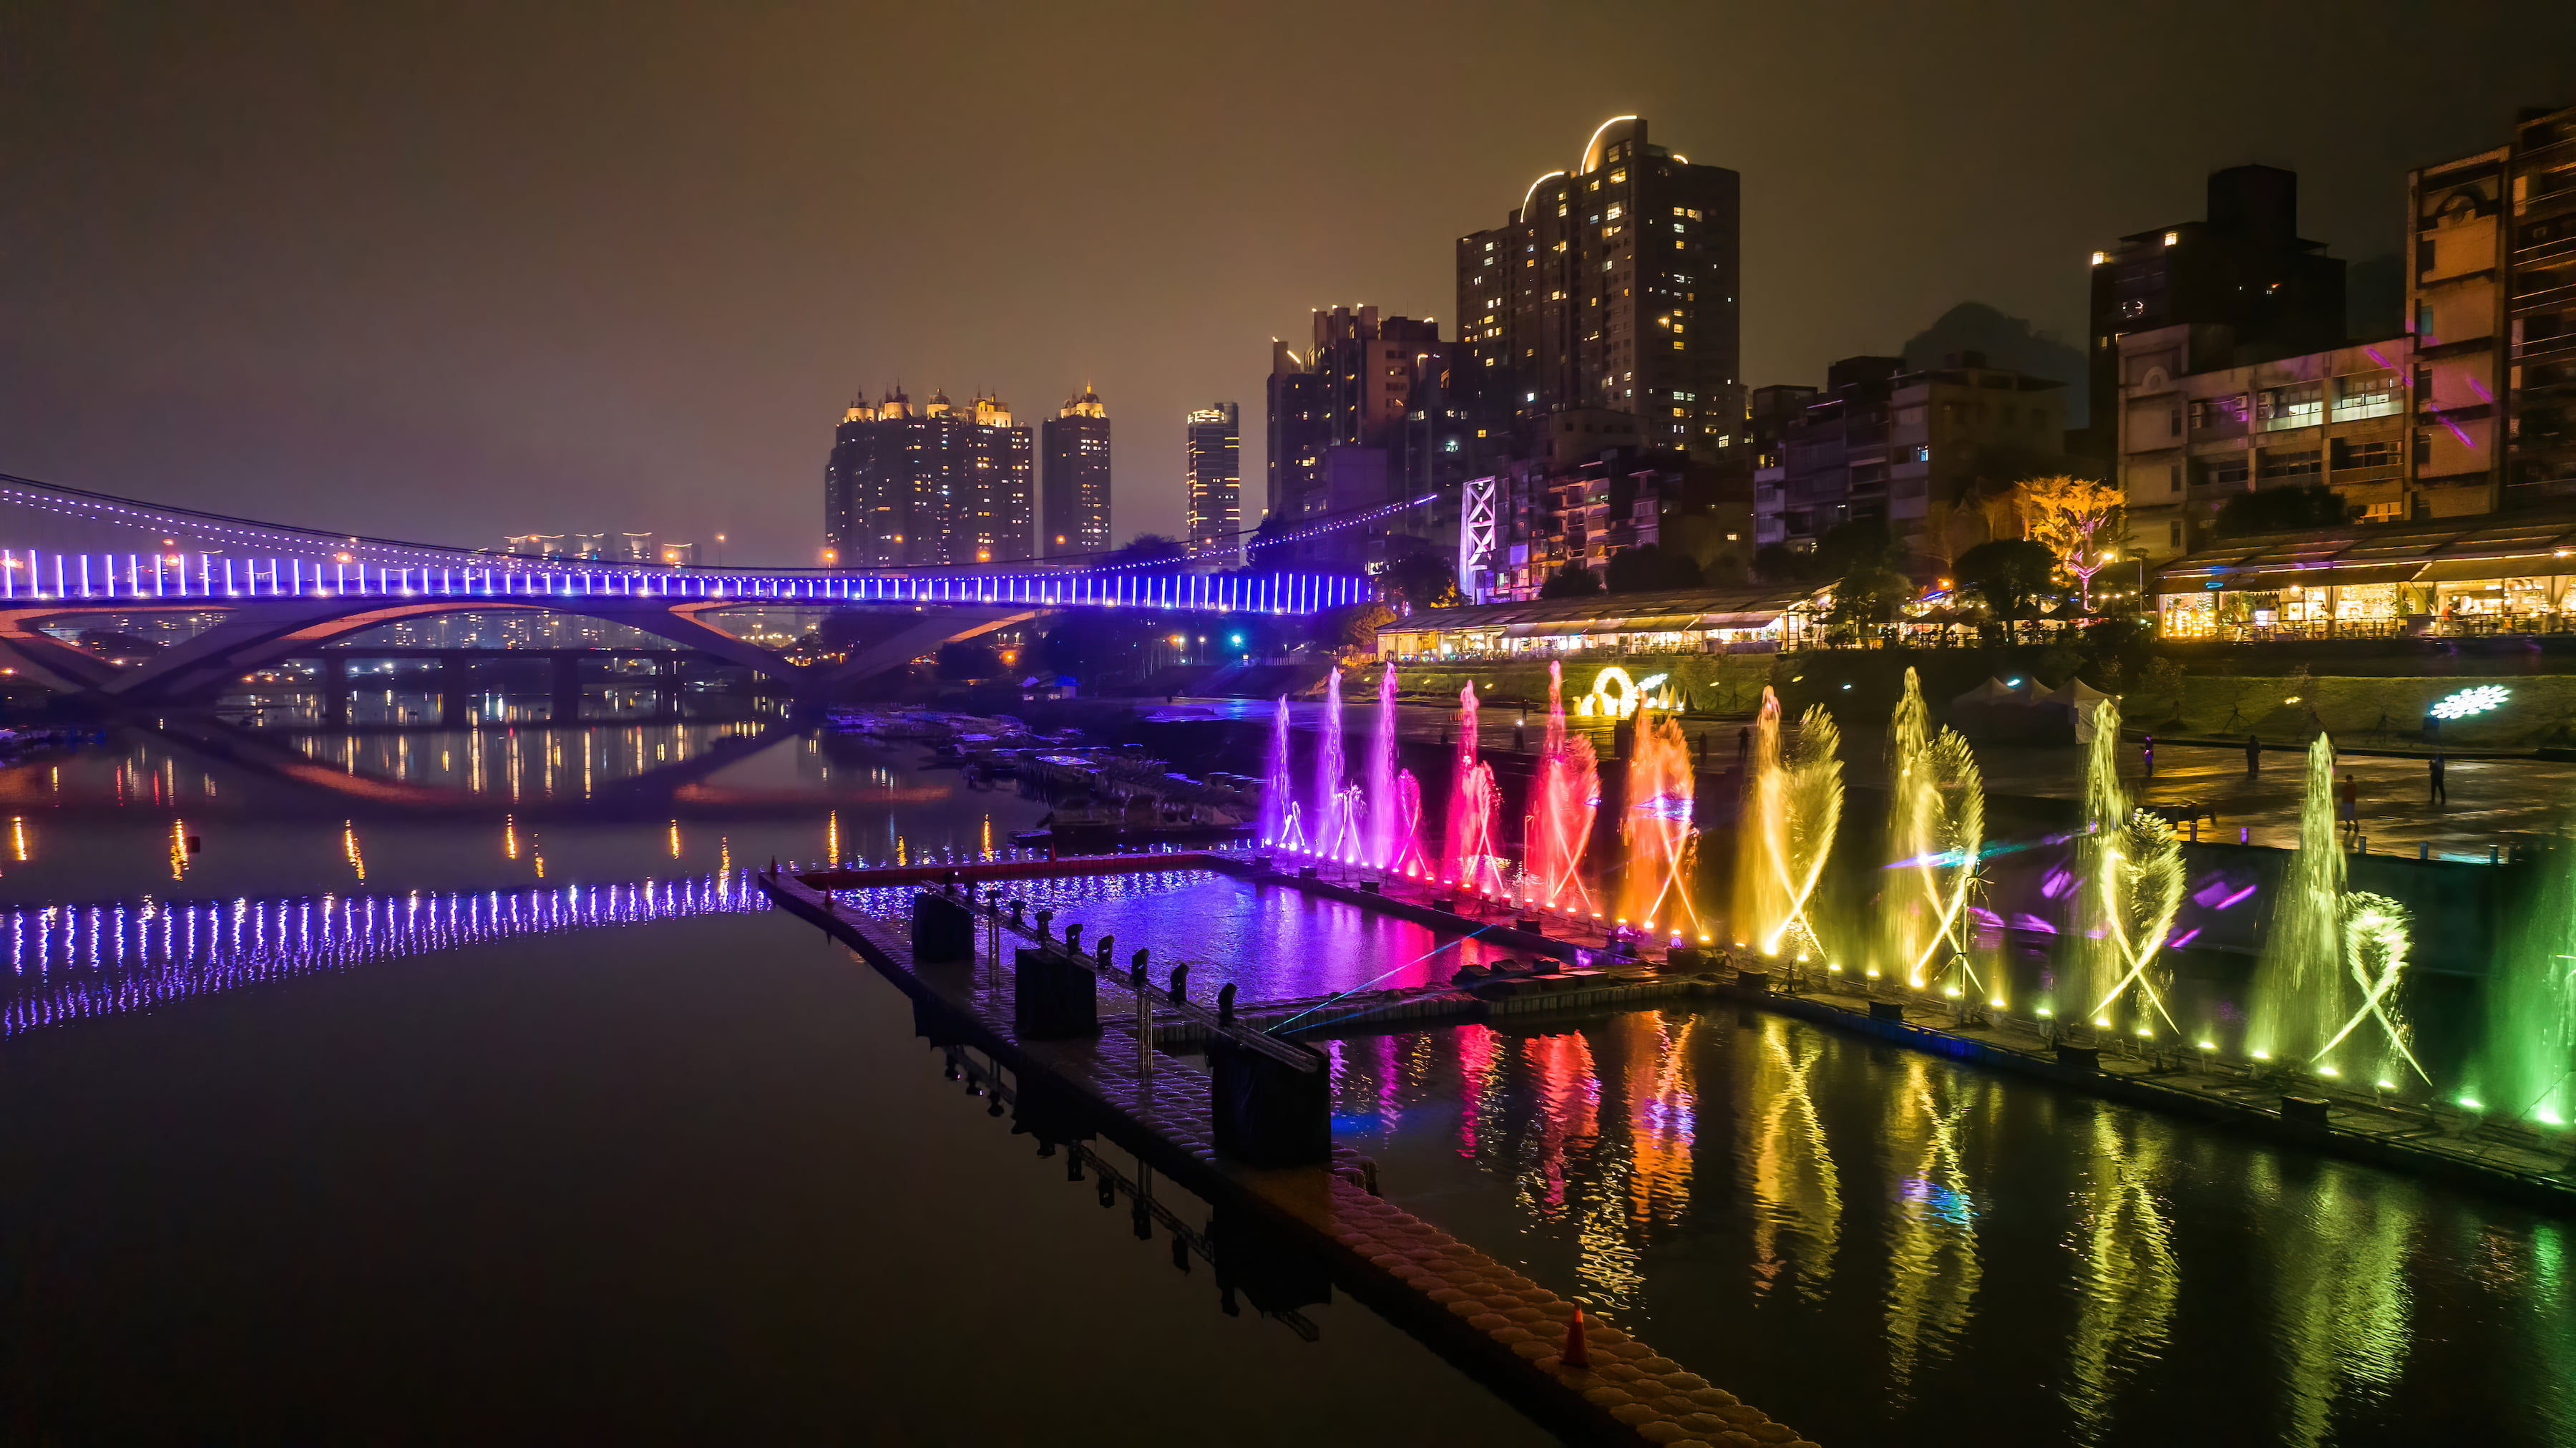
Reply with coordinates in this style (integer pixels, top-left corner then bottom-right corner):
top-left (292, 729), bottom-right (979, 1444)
top-left (2246, 733), bottom-right (2262, 775)
top-left (2142, 734), bottom-right (2156, 778)
top-left (2338, 771), bottom-right (2361, 843)
top-left (2430, 752), bottom-right (2447, 805)
top-left (1738, 725), bottom-right (1752, 763)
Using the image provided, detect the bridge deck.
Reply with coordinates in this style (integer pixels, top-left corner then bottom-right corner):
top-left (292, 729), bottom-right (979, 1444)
top-left (0, 548), bottom-right (1367, 613)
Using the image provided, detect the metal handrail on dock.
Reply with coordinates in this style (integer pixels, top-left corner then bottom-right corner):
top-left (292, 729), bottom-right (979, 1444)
top-left (923, 878), bottom-right (1322, 1074)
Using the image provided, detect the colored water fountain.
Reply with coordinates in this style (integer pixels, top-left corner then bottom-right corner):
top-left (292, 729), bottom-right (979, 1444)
top-left (2243, 734), bottom-right (2428, 1087)
top-left (1445, 682), bottom-right (1501, 893)
top-left (1525, 660), bottom-right (1599, 912)
top-left (1880, 669), bottom-right (1989, 1003)
top-left (1734, 687), bottom-right (1843, 963)
top-left (2069, 698), bottom-right (2185, 1041)
top-left (1365, 663), bottom-right (1400, 868)
top-left (1617, 711), bottom-right (1701, 939)
top-left (1259, 694), bottom-right (1293, 847)
top-left (1314, 666), bottom-right (1348, 857)
top-left (2467, 826), bottom-right (2576, 1129)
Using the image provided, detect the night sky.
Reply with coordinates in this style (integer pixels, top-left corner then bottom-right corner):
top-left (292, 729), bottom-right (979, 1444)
top-left (5, 1), bottom-right (2572, 564)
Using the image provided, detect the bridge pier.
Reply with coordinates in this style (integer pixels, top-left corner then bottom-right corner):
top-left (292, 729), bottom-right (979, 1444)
top-left (550, 652), bottom-right (582, 725)
top-left (439, 650), bottom-right (472, 727)
top-left (319, 654), bottom-right (350, 728)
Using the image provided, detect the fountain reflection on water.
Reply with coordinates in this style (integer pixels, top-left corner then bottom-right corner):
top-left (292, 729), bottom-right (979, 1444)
top-left (1331, 1006), bottom-right (2576, 1447)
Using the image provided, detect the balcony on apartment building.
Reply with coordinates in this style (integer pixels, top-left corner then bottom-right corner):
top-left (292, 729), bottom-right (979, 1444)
top-left (2189, 395), bottom-right (2250, 443)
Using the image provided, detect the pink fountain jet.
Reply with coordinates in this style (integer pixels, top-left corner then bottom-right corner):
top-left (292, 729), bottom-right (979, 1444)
top-left (1444, 682), bottom-right (1501, 893)
top-left (1525, 660), bottom-right (1599, 911)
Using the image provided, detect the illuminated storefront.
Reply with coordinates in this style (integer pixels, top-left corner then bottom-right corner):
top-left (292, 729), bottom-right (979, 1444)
top-left (2154, 514), bottom-right (2576, 638)
top-left (1376, 585), bottom-right (1822, 662)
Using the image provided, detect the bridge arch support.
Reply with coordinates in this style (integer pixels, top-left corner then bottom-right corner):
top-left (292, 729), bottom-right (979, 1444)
top-left (0, 598), bottom-right (1037, 710)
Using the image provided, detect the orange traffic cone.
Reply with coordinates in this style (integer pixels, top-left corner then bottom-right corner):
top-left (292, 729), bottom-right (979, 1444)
top-left (1561, 1303), bottom-right (1589, 1370)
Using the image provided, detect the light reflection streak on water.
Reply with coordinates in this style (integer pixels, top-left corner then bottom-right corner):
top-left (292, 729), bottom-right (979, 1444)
top-left (2062, 1112), bottom-right (2178, 1437)
top-left (0, 873), bottom-right (765, 1039)
top-left (1626, 1013), bottom-right (1696, 1230)
top-left (2250, 1153), bottom-right (2411, 1448)
top-left (1458, 1023), bottom-right (1498, 1164)
top-left (1745, 1018), bottom-right (1840, 1303)
top-left (1519, 1033), bottom-right (1600, 1223)
top-left (1881, 1054), bottom-right (1981, 1397)
top-left (1308, 1006), bottom-right (2574, 1442)
top-left (2517, 1221), bottom-right (2576, 1432)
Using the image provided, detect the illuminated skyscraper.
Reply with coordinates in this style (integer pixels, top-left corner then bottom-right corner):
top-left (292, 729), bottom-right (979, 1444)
top-left (1041, 386), bottom-right (1111, 557)
top-left (824, 386), bottom-right (1034, 565)
top-left (1184, 402), bottom-right (1240, 549)
top-left (1456, 116), bottom-right (1742, 461)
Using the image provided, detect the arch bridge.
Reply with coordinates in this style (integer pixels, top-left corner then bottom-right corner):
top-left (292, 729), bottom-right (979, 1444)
top-left (0, 474), bottom-right (1411, 711)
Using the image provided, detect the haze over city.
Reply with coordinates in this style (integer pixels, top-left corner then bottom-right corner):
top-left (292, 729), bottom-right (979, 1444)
top-left (6, 1), bottom-right (2570, 560)
top-left (10, 6), bottom-right (2576, 1444)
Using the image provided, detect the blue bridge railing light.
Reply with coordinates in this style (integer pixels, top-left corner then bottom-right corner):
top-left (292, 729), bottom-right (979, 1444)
top-left (0, 471), bottom-right (1407, 616)
top-left (0, 546), bottom-right (1371, 614)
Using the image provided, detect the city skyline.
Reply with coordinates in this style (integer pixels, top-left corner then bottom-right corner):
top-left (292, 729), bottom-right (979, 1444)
top-left (5, 4), bottom-right (2575, 563)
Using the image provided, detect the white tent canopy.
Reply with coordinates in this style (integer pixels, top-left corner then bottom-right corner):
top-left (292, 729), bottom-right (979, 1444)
top-left (2041, 679), bottom-right (2115, 742)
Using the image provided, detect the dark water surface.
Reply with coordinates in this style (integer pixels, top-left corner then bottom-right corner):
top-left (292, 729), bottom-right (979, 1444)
top-left (1329, 1010), bottom-right (2576, 1448)
top-left (0, 725), bottom-right (1542, 1444)
top-left (6, 721), bottom-right (2573, 1445)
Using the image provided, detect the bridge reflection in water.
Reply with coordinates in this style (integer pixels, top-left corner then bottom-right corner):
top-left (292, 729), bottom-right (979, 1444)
top-left (0, 718), bottom-right (970, 817)
top-left (0, 873), bottom-right (764, 1037)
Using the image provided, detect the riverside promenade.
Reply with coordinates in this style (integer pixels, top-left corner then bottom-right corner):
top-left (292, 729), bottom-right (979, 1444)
top-left (757, 864), bottom-right (1818, 1448)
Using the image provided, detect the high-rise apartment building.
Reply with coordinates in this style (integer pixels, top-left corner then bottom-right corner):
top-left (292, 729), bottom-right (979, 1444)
top-left (1264, 350), bottom-right (1326, 523)
top-left (824, 387), bottom-right (1034, 567)
top-left (1183, 403), bottom-right (1241, 549)
top-left (2407, 101), bottom-right (2576, 511)
top-left (1455, 117), bottom-right (1743, 462)
top-left (1040, 387), bottom-right (1112, 557)
top-left (1262, 306), bottom-right (1468, 567)
top-left (2084, 165), bottom-right (2348, 453)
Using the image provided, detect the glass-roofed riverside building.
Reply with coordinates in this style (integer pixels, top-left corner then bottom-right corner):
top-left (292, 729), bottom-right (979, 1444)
top-left (1373, 585), bottom-right (1821, 661)
top-left (2154, 510), bottom-right (2576, 638)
